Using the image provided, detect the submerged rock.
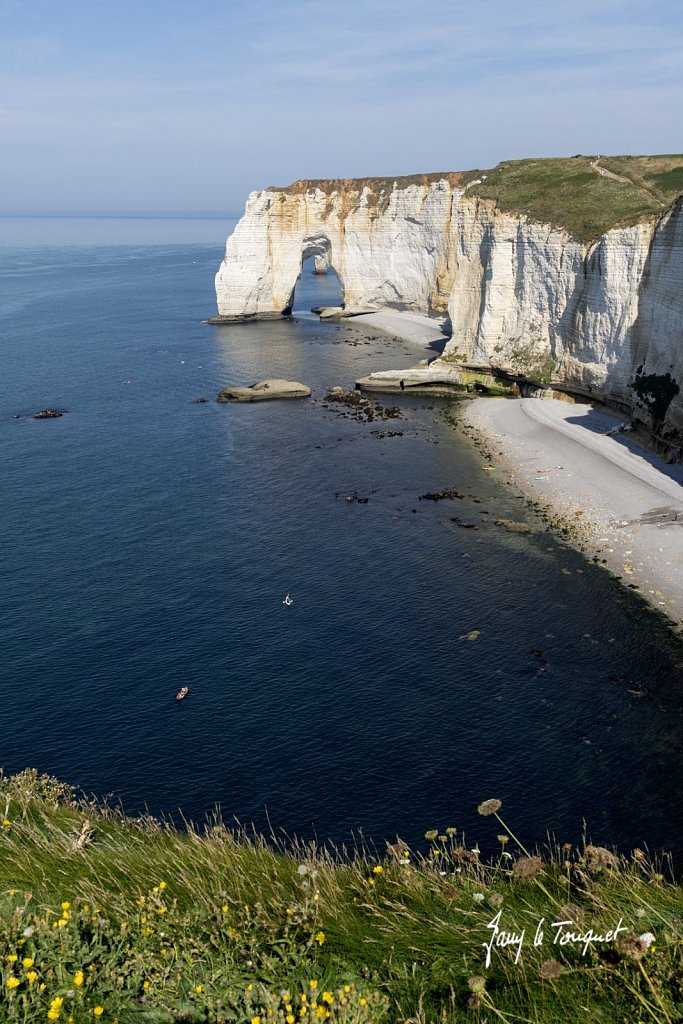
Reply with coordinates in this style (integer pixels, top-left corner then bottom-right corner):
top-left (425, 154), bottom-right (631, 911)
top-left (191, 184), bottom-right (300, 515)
top-left (495, 518), bottom-right (532, 533)
top-left (217, 379), bottom-right (311, 403)
top-left (419, 488), bottom-right (465, 501)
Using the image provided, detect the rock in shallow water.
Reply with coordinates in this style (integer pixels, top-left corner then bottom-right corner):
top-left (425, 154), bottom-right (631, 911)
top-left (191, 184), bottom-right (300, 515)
top-left (33, 409), bottom-right (66, 419)
top-left (217, 379), bottom-right (311, 403)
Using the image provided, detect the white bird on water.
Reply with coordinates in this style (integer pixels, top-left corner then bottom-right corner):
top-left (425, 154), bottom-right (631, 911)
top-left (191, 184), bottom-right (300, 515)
top-left (283, 593), bottom-right (293, 606)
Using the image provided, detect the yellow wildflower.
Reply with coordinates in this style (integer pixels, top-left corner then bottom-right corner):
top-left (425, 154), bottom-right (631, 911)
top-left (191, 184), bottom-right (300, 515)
top-left (74, 970), bottom-right (85, 987)
top-left (359, 998), bottom-right (367, 1006)
top-left (61, 902), bottom-right (70, 910)
top-left (321, 992), bottom-right (334, 1004)
top-left (27, 971), bottom-right (38, 984)
top-left (9, 888), bottom-right (16, 895)
top-left (22, 957), bottom-right (34, 968)
top-left (93, 1009), bottom-right (104, 1018)
top-left (57, 918), bottom-right (69, 928)
top-left (372, 865), bottom-right (383, 875)
top-left (309, 980), bottom-right (318, 989)
top-left (6, 976), bottom-right (20, 989)
top-left (221, 904), bottom-right (229, 913)
top-left (251, 1018), bottom-right (261, 1024)
top-left (136, 897), bottom-right (145, 906)
top-left (40, 982), bottom-right (46, 990)
top-left (47, 1012), bottom-right (60, 1021)
top-left (159, 881), bottom-right (167, 890)
top-left (2, 818), bottom-right (11, 827)
top-left (51, 998), bottom-right (64, 1010)
top-left (155, 907), bottom-right (167, 915)
top-left (315, 931), bottom-right (325, 945)
top-left (194, 985), bottom-right (203, 994)
top-left (7, 954), bottom-right (18, 963)
top-left (287, 1016), bottom-right (296, 1024)
top-left (152, 886), bottom-right (159, 893)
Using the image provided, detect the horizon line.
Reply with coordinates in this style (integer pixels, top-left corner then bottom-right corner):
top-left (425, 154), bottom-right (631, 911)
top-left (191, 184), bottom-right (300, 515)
top-left (0, 211), bottom-right (240, 221)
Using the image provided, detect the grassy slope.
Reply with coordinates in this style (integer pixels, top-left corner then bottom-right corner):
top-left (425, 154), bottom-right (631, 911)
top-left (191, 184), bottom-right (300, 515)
top-left (466, 155), bottom-right (683, 243)
top-left (1, 772), bottom-right (682, 1023)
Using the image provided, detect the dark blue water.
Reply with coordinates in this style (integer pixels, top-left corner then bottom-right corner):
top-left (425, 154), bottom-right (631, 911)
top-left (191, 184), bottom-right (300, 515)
top-left (2, 219), bottom-right (682, 860)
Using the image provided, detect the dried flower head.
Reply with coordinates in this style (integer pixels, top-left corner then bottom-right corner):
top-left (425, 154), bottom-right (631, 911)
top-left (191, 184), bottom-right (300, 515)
top-left (583, 845), bottom-right (619, 872)
top-left (424, 830), bottom-right (438, 841)
top-left (477, 799), bottom-right (502, 816)
top-left (489, 893), bottom-right (504, 907)
top-left (559, 904), bottom-right (585, 927)
top-left (540, 959), bottom-right (564, 981)
top-left (468, 975), bottom-right (486, 994)
top-left (511, 856), bottom-right (543, 882)
top-left (386, 840), bottom-right (410, 861)
top-left (619, 935), bottom-right (647, 961)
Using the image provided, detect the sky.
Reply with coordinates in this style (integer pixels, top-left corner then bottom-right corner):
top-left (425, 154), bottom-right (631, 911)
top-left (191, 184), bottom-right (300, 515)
top-left (1, 0), bottom-right (682, 215)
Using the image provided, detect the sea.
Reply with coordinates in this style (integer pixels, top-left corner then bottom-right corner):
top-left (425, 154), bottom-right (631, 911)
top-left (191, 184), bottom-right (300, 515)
top-left (2, 215), bottom-right (682, 862)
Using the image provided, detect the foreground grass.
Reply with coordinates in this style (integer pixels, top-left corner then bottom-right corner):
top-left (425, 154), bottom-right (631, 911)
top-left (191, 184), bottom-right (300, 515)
top-left (0, 772), bottom-right (682, 1023)
top-left (467, 155), bottom-right (683, 242)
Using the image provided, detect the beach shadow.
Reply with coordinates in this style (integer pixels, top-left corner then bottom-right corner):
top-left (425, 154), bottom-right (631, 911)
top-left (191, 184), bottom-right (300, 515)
top-left (425, 319), bottom-right (452, 355)
top-left (564, 406), bottom-right (683, 488)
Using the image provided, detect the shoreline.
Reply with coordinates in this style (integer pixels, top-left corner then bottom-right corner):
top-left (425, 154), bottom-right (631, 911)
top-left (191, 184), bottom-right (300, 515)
top-left (459, 397), bottom-right (683, 629)
top-left (345, 310), bottom-right (683, 629)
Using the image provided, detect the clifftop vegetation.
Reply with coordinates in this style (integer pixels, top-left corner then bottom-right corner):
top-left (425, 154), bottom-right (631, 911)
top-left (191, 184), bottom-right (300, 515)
top-left (267, 156), bottom-right (683, 244)
top-left (0, 771), bottom-right (681, 1023)
top-left (468, 155), bottom-right (683, 242)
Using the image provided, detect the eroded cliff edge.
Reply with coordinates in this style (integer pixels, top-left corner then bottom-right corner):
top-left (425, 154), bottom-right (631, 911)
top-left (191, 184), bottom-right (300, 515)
top-left (214, 157), bottom-right (683, 439)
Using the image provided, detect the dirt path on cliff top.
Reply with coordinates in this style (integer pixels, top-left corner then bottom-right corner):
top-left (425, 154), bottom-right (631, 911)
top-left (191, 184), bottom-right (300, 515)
top-left (590, 158), bottom-right (666, 207)
top-left (462, 397), bottom-right (683, 626)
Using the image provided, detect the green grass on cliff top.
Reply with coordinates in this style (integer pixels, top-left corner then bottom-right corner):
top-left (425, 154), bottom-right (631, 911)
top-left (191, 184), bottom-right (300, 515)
top-left (1, 770), bottom-right (682, 1023)
top-left (276, 156), bottom-right (683, 244)
top-left (466, 154), bottom-right (683, 243)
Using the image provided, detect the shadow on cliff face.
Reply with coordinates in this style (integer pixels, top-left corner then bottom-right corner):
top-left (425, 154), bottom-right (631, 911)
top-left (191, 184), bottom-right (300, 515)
top-left (627, 198), bottom-right (683, 435)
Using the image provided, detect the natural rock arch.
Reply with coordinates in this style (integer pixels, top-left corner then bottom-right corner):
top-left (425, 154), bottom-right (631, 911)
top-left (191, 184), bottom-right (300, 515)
top-left (283, 236), bottom-right (344, 314)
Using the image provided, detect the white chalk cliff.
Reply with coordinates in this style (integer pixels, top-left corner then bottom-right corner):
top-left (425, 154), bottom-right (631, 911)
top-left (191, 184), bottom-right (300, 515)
top-left (215, 174), bottom-right (683, 436)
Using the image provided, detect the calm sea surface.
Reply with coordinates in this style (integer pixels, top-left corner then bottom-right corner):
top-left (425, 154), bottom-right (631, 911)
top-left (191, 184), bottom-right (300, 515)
top-left (2, 217), bottom-right (682, 860)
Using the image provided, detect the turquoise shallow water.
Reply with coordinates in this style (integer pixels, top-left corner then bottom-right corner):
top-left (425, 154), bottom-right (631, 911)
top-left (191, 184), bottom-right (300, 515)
top-left (1, 218), bottom-right (682, 859)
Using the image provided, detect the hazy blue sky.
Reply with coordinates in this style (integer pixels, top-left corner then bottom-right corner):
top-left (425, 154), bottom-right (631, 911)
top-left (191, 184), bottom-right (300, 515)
top-left (1, 0), bottom-right (682, 214)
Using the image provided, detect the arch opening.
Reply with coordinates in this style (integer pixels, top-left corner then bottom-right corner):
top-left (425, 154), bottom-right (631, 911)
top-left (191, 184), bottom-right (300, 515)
top-left (285, 236), bottom-right (344, 315)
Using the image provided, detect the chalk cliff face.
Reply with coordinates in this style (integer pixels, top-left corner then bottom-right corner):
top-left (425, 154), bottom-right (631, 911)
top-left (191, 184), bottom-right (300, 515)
top-left (215, 174), bottom-right (469, 320)
top-left (215, 178), bottom-right (683, 435)
top-left (446, 198), bottom-right (683, 433)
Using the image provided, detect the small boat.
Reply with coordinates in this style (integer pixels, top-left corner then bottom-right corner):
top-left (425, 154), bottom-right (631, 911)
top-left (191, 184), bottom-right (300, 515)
top-left (283, 593), bottom-right (293, 606)
top-left (176, 686), bottom-right (189, 701)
